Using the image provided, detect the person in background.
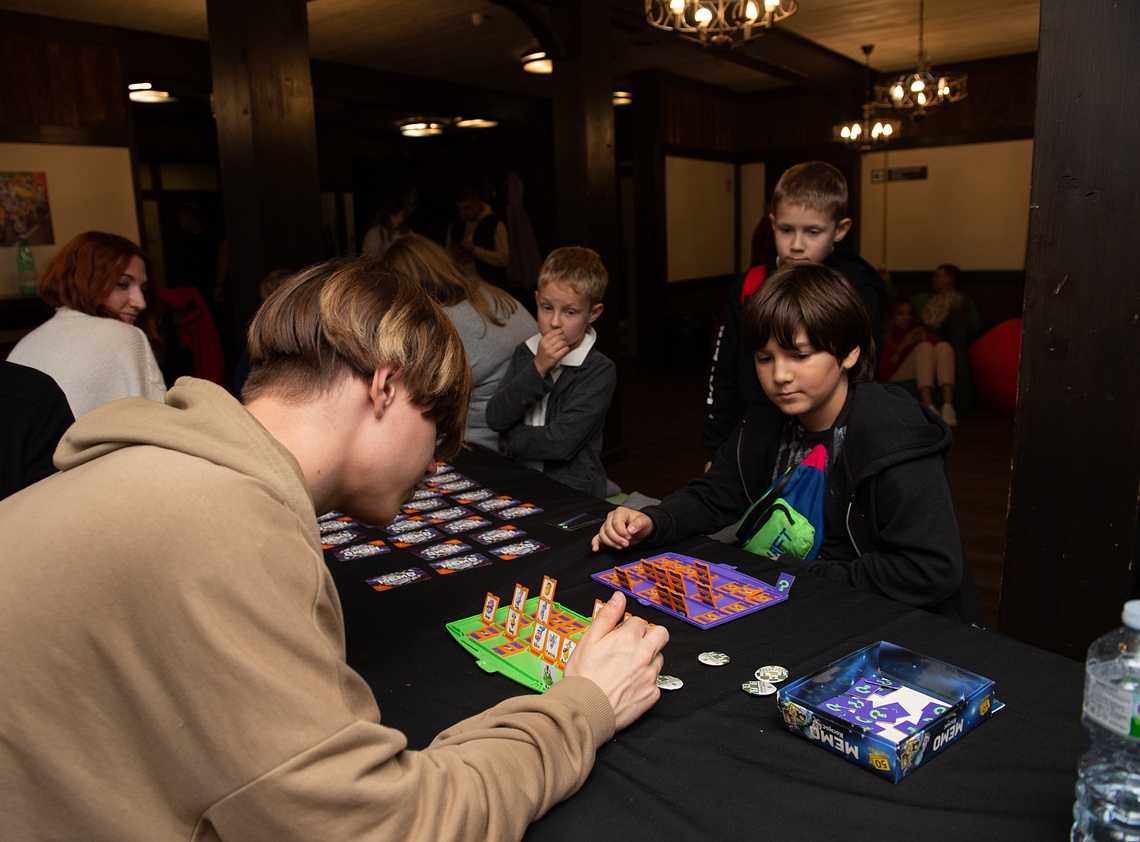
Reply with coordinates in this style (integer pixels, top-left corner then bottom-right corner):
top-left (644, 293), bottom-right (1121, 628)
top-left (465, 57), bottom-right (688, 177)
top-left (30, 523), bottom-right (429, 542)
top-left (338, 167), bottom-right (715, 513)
top-left (878, 298), bottom-right (958, 426)
top-left (0, 257), bottom-right (667, 841)
top-left (703, 161), bottom-right (883, 468)
top-left (911, 263), bottom-right (981, 362)
top-left (0, 360), bottom-right (74, 500)
top-left (596, 263), bottom-right (981, 624)
top-left (486, 246), bottom-right (615, 498)
top-left (446, 186), bottom-right (511, 293)
top-left (383, 234), bottom-right (537, 450)
top-left (7, 231), bottom-right (167, 417)
top-left (361, 197), bottom-right (412, 258)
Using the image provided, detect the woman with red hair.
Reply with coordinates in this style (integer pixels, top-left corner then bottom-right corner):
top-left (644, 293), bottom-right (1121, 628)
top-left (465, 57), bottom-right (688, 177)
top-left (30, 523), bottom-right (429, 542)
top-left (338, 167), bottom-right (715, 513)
top-left (8, 231), bottom-right (167, 417)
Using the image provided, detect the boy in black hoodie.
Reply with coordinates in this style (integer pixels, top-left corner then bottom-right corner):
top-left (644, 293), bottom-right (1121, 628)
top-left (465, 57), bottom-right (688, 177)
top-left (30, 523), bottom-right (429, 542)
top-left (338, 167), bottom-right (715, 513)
top-left (595, 263), bottom-right (981, 624)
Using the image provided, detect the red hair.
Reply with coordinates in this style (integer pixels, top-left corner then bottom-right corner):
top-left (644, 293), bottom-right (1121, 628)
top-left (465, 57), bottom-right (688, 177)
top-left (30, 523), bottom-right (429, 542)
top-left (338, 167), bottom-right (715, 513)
top-left (38, 231), bottom-right (162, 350)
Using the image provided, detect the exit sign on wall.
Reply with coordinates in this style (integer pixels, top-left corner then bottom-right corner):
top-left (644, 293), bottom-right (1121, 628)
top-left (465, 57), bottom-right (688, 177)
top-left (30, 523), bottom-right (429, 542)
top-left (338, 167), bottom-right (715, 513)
top-left (871, 166), bottom-right (929, 183)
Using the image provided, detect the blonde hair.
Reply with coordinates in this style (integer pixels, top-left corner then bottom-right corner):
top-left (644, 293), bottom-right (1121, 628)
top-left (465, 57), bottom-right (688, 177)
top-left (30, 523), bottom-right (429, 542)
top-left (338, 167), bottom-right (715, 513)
top-left (771, 161), bottom-right (849, 221)
top-left (382, 234), bottom-right (519, 336)
top-left (241, 256), bottom-right (471, 459)
top-left (537, 246), bottom-right (608, 305)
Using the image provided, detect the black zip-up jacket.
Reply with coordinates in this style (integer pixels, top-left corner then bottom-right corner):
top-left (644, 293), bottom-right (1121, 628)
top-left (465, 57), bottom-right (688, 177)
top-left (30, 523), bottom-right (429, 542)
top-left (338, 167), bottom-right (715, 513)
top-left (702, 248), bottom-right (884, 458)
top-left (646, 382), bottom-right (982, 624)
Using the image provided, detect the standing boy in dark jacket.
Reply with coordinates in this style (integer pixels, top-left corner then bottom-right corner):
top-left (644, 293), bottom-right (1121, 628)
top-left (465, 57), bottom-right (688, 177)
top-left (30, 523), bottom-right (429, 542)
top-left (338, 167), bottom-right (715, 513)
top-left (596, 263), bottom-right (981, 624)
top-left (703, 161), bottom-right (883, 464)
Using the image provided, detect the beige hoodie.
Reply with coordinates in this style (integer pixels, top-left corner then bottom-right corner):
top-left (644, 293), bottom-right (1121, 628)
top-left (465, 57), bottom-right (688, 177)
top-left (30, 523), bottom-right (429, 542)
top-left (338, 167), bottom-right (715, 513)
top-left (0, 378), bottom-right (613, 842)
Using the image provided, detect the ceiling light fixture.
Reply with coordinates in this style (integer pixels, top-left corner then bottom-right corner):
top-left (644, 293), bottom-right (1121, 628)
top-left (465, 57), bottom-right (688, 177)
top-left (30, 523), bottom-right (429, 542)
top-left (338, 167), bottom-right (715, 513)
top-left (454, 118), bottom-right (498, 128)
top-left (874, 0), bottom-right (967, 120)
top-left (833, 46), bottom-right (900, 150)
top-left (612, 91), bottom-right (633, 106)
top-left (645, 0), bottom-right (797, 54)
top-left (128, 82), bottom-right (176, 103)
top-left (400, 121), bottom-right (444, 138)
top-left (521, 50), bottom-right (553, 74)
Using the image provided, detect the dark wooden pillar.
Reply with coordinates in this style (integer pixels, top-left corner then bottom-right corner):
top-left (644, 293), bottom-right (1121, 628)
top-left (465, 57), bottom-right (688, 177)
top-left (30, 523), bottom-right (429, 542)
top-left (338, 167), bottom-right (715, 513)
top-left (205, 0), bottom-right (323, 347)
top-left (549, 0), bottom-right (625, 464)
top-left (1000, 0), bottom-right (1140, 657)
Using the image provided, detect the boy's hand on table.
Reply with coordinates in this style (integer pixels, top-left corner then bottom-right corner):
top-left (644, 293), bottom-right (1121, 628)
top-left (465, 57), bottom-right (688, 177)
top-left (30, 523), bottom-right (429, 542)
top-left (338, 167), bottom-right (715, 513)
top-left (564, 591), bottom-right (669, 731)
top-left (591, 506), bottom-right (653, 551)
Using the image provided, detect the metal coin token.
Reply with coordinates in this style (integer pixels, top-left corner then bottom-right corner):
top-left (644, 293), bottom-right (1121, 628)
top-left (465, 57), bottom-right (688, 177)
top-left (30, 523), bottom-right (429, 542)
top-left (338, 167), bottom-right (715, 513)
top-left (656, 675), bottom-right (684, 690)
top-left (754, 665), bottom-right (789, 683)
top-left (742, 679), bottom-right (777, 696)
top-left (698, 651), bottom-right (731, 666)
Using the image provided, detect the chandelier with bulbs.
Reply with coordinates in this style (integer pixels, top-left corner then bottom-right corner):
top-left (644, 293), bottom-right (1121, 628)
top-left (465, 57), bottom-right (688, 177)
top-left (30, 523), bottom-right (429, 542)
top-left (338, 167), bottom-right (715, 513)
top-left (874, 0), bottom-right (967, 119)
top-left (833, 45), bottom-right (901, 150)
top-left (645, 0), bottom-right (798, 53)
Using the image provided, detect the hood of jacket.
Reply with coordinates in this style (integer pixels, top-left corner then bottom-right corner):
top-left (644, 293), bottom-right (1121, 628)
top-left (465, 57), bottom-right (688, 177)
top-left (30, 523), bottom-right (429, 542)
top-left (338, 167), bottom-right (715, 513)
top-left (55, 377), bottom-right (315, 523)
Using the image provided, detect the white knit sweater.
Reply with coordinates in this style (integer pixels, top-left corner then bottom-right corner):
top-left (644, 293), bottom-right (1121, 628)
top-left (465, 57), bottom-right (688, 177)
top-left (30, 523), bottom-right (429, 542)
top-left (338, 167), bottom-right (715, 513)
top-left (7, 307), bottom-right (167, 417)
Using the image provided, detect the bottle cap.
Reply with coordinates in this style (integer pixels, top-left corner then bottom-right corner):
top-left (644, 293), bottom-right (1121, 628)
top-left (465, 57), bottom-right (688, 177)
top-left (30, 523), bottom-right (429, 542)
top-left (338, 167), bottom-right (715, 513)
top-left (1123, 601), bottom-right (1140, 630)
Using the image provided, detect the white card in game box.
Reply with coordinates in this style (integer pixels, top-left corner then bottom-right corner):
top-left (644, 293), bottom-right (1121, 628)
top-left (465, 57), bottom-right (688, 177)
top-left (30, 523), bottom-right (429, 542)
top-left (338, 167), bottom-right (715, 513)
top-left (440, 514), bottom-right (493, 534)
top-left (413, 539), bottom-right (472, 561)
top-left (497, 504), bottom-right (544, 520)
top-left (366, 567), bottom-right (430, 591)
top-left (471, 525), bottom-right (526, 545)
top-left (453, 487), bottom-right (495, 504)
top-left (490, 539), bottom-right (550, 560)
top-left (390, 527), bottom-right (443, 548)
top-left (430, 553), bottom-right (492, 574)
top-left (472, 496), bottom-right (520, 513)
top-left (333, 540), bottom-right (390, 561)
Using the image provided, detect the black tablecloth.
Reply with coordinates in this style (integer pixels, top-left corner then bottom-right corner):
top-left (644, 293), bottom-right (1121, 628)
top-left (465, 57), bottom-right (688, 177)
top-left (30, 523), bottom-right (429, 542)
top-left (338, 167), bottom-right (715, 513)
top-left (325, 446), bottom-right (1086, 841)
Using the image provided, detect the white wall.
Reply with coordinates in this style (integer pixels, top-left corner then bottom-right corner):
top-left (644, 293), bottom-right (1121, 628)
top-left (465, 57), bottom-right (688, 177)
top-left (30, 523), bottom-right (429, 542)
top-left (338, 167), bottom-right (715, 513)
top-left (665, 156), bottom-right (737, 282)
top-left (0, 142), bottom-right (138, 298)
top-left (859, 139), bottom-right (1034, 272)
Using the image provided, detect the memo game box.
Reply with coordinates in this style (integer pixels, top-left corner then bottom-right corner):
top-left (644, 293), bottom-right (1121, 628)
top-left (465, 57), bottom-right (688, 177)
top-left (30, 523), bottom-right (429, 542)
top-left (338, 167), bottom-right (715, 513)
top-left (776, 642), bottom-right (1002, 783)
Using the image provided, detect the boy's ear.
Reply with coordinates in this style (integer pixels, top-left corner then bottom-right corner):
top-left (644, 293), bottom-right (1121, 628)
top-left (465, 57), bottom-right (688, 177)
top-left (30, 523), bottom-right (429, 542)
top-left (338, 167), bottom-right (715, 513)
top-left (834, 217), bottom-right (853, 243)
top-left (587, 302), bottom-right (604, 324)
top-left (368, 366), bottom-right (399, 418)
top-left (840, 344), bottom-right (861, 372)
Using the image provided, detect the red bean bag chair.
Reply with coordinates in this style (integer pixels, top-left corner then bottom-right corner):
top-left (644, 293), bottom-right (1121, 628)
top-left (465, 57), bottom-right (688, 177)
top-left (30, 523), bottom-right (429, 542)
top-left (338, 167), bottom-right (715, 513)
top-left (968, 318), bottom-right (1021, 414)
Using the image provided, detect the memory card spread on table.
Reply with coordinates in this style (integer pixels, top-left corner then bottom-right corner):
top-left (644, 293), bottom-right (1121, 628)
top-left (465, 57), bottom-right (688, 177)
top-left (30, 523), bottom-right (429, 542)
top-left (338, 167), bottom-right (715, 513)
top-left (433, 477), bottom-right (479, 493)
top-left (333, 540), bottom-right (390, 561)
top-left (440, 514), bottom-right (494, 534)
top-left (384, 516), bottom-right (432, 535)
top-left (318, 517), bottom-right (358, 535)
top-left (452, 488), bottom-right (495, 504)
top-left (471, 525), bottom-right (526, 545)
top-left (321, 529), bottom-right (365, 549)
top-left (497, 504), bottom-right (544, 520)
top-left (411, 487), bottom-right (443, 500)
top-left (390, 527), bottom-right (442, 548)
top-left (490, 539), bottom-right (550, 560)
top-left (413, 539), bottom-right (472, 561)
top-left (424, 505), bottom-right (473, 524)
top-left (431, 553), bottom-right (493, 574)
top-left (366, 568), bottom-right (430, 591)
top-left (472, 496), bottom-right (520, 513)
top-left (400, 497), bottom-right (447, 515)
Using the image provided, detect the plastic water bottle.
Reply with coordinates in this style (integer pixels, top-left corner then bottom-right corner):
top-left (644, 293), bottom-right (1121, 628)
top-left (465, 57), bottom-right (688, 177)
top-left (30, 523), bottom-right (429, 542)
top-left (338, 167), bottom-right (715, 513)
top-left (16, 236), bottom-right (36, 297)
top-left (1072, 600), bottom-right (1140, 841)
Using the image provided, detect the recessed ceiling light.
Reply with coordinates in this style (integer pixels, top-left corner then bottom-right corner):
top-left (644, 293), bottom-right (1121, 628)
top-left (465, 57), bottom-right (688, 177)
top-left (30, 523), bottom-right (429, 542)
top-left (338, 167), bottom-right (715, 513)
top-left (129, 89), bottom-right (176, 103)
top-left (521, 51), bottom-right (552, 74)
top-left (400, 122), bottom-right (444, 137)
top-left (455, 118), bottom-right (498, 129)
top-left (128, 82), bottom-right (153, 91)
top-left (612, 91), bottom-right (633, 106)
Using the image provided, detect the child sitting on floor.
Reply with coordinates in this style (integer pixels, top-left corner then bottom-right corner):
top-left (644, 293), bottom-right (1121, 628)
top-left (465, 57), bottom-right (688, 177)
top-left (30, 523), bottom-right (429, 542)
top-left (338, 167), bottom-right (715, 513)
top-left (878, 297), bottom-right (959, 426)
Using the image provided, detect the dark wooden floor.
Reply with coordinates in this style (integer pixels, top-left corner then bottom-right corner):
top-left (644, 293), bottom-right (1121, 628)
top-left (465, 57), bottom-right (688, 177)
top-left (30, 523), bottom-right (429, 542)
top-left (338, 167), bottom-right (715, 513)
top-left (605, 360), bottom-right (1012, 627)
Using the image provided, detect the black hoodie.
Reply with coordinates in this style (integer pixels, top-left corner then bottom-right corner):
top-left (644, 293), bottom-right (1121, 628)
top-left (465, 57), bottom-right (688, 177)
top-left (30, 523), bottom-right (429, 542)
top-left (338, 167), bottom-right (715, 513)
top-left (646, 382), bottom-right (982, 624)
